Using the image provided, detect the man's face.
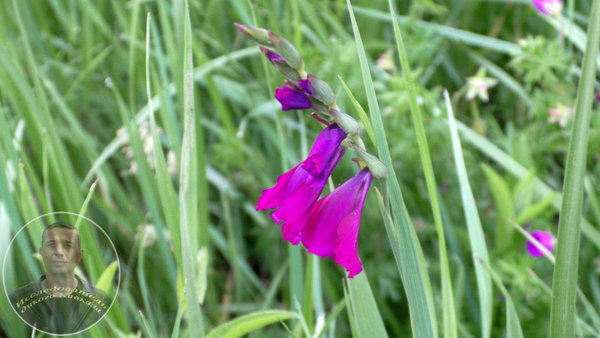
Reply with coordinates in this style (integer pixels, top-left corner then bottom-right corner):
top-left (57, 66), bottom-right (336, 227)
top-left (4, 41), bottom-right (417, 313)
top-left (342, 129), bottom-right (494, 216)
top-left (40, 228), bottom-right (82, 276)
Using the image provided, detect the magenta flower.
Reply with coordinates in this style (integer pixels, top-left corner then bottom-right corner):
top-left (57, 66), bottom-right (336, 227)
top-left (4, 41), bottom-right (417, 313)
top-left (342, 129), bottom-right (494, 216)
top-left (532, 0), bottom-right (563, 16)
top-left (275, 83), bottom-right (312, 111)
top-left (256, 124), bottom-right (346, 244)
top-left (302, 168), bottom-right (373, 278)
top-left (526, 230), bottom-right (556, 257)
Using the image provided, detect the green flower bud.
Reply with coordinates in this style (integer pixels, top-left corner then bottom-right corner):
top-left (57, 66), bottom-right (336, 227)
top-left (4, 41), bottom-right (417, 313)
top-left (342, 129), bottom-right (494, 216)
top-left (234, 23), bottom-right (272, 45)
top-left (329, 109), bottom-right (360, 135)
top-left (352, 147), bottom-right (387, 180)
top-left (269, 32), bottom-right (303, 71)
top-left (307, 74), bottom-right (335, 106)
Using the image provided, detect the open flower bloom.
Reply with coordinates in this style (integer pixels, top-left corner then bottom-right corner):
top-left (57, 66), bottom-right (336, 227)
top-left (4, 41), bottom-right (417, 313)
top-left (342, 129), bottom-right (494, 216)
top-left (302, 168), bottom-right (373, 278)
top-left (532, 0), bottom-right (563, 16)
top-left (256, 124), bottom-right (346, 244)
top-left (275, 83), bottom-right (312, 111)
top-left (527, 230), bottom-right (556, 257)
top-left (548, 104), bottom-right (574, 128)
top-left (465, 68), bottom-right (498, 102)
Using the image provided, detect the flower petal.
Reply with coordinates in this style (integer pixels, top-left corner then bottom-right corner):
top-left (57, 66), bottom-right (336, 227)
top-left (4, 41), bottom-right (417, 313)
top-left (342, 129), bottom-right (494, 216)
top-left (333, 211), bottom-right (363, 278)
top-left (275, 85), bottom-right (312, 111)
top-left (256, 164), bottom-right (300, 211)
top-left (302, 169), bottom-right (372, 278)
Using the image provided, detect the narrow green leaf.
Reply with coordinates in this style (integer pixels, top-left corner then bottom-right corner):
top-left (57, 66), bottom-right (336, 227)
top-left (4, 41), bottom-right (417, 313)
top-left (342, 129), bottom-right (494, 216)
top-left (477, 259), bottom-right (524, 338)
top-left (206, 311), bottom-right (298, 338)
top-left (388, 2), bottom-right (456, 336)
top-left (346, 272), bottom-right (388, 338)
top-left (550, 2), bottom-right (600, 336)
top-left (445, 90), bottom-right (492, 338)
top-left (482, 164), bottom-right (515, 251)
top-left (96, 261), bottom-right (119, 295)
top-left (74, 179), bottom-right (98, 229)
top-left (346, 1), bottom-right (437, 337)
top-left (177, 0), bottom-right (204, 334)
top-left (516, 193), bottom-right (558, 224)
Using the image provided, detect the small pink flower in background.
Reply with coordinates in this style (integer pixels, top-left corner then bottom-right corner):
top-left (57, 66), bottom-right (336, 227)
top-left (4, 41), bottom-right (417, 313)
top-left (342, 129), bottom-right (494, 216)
top-left (302, 168), bottom-right (373, 278)
top-left (375, 50), bottom-right (396, 72)
top-left (548, 104), bottom-right (574, 128)
top-left (256, 124), bottom-right (346, 245)
top-left (532, 0), bottom-right (563, 16)
top-left (275, 82), bottom-right (313, 111)
top-left (527, 230), bottom-right (556, 257)
top-left (465, 68), bottom-right (498, 102)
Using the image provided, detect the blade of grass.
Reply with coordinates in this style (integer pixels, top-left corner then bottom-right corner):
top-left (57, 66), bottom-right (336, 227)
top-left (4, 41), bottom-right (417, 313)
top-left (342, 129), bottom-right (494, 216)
top-left (345, 272), bottom-right (388, 338)
top-left (177, 0), bottom-right (204, 334)
top-left (550, 1), bottom-right (600, 336)
top-left (346, 1), bottom-right (437, 337)
top-left (206, 310), bottom-right (298, 338)
top-left (476, 258), bottom-right (524, 338)
top-left (389, 2), bottom-right (456, 337)
top-left (350, 5), bottom-right (520, 54)
top-left (445, 90), bottom-right (493, 338)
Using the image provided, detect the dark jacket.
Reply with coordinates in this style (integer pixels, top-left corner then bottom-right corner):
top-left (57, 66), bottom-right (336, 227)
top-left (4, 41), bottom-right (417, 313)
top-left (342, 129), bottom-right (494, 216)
top-left (8, 275), bottom-right (111, 334)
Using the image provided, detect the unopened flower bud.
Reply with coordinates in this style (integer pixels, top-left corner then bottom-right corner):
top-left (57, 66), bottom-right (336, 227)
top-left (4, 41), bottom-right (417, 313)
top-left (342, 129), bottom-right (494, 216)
top-left (329, 109), bottom-right (360, 135)
top-left (259, 47), bottom-right (301, 82)
top-left (352, 147), bottom-right (387, 180)
top-left (234, 23), bottom-right (272, 45)
top-left (269, 32), bottom-right (303, 71)
top-left (304, 74), bottom-right (335, 107)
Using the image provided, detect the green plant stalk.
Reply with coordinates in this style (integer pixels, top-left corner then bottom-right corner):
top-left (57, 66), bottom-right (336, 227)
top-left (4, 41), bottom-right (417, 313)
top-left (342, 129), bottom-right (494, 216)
top-left (346, 1), bottom-right (437, 337)
top-left (388, 1), bottom-right (457, 337)
top-left (550, 1), bottom-right (600, 336)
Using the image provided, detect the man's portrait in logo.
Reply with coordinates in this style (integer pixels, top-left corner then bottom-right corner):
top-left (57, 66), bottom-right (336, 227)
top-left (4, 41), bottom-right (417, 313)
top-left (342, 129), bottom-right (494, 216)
top-left (3, 213), bottom-right (119, 335)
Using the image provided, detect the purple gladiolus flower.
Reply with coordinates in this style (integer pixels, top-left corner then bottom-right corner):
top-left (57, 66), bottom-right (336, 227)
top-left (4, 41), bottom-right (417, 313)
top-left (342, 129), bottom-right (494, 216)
top-left (302, 168), bottom-right (373, 278)
top-left (256, 124), bottom-right (346, 244)
top-left (275, 84), bottom-right (312, 111)
top-left (532, 0), bottom-right (563, 15)
top-left (526, 230), bottom-right (556, 257)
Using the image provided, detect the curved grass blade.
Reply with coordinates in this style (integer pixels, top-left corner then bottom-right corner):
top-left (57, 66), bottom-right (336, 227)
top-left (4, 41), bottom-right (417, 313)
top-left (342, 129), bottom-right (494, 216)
top-left (206, 311), bottom-right (298, 338)
top-left (476, 258), bottom-right (523, 338)
top-left (445, 91), bottom-right (492, 338)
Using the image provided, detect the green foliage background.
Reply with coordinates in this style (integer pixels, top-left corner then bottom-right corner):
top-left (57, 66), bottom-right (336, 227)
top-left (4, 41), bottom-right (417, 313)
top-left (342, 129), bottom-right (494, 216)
top-left (0, 0), bottom-right (599, 337)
